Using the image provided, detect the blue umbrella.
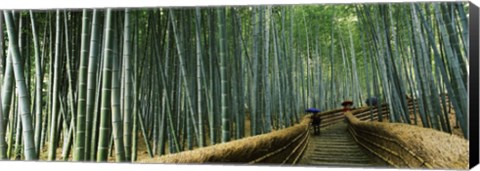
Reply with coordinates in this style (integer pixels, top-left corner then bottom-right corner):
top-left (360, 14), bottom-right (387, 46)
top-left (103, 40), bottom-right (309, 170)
top-left (305, 108), bottom-right (321, 113)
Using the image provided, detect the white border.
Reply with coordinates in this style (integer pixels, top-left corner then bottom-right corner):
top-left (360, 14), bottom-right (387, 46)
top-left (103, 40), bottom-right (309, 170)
top-left (0, 0), bottom-right (476, 171)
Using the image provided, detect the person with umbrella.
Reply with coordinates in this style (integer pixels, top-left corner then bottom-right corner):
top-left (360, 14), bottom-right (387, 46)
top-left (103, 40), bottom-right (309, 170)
top-left (306, 108), bottom-right (322, 135)
top-left (341, 100), bottom-right (354, 112)
top-left (365, 97), bottom-right (378, 107)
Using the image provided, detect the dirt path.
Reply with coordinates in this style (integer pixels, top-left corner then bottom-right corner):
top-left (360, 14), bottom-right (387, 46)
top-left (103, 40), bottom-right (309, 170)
top-left (298, 122), bottom-right (389, 168)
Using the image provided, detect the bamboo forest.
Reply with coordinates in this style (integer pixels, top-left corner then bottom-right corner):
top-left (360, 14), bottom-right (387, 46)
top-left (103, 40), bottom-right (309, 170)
top-left (0, 2), bottom-right (471, 168)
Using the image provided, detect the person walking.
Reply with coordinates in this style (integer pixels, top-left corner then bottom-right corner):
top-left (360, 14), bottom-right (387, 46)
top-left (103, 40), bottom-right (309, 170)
top-left (305, 108), bottom-right (322, 136)
top-left (365, 97), bottom-right (378, 107)
top-left (311, 113), bottom-right (321, 135)
top-left (341, 100), bottom-right (354, 112)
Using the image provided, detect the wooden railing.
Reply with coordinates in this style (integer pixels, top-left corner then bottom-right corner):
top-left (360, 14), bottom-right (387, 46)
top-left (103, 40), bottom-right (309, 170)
top-left (140, 115), bottom-right (312, 164)
top-left (248, 122), bottom-right (310, 164)
top-left (345, 109), bottom-right (468, 169)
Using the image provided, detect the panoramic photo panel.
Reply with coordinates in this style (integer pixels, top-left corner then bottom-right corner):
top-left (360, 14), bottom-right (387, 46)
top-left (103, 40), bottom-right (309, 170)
top-left (0, 1), bottom-right (472, 170)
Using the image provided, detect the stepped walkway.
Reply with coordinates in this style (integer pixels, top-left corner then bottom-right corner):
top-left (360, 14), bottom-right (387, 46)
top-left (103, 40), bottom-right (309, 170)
top-left (298, 122), bottom-right (389, 168)
top-left (143, 97), bottom-right (468, 169)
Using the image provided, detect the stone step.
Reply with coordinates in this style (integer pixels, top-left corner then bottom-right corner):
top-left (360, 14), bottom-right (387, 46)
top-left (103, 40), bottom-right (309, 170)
top-left (314, 136), bottom-right (352, 138)
top-left (311, 145), bottom-right (360, 149)
top-left (311, 151), bottom-right (370, 158)
top-left (310, 157), bottom-right (371, 163)
top-left (311, 143), bottom-right (359, 147)
top-left (311, 138), bottom-right (354, 141)
top-left (312, 147), bottom-right (364, 151)
top-left (312, 149), bottom-right (365, 154)
top-left (299, 122), bottom-right (388, 167)
top-left (312, 140), bottom-right (353, 142)
top-left (311, 141), bottom-right (355, 145)
top-left (310, 152), bottom-right (370, 158)
top-left (307, 161), bottom-right (374, 167)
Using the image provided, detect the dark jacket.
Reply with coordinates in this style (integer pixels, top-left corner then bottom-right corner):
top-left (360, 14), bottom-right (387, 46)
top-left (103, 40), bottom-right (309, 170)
top-left (311, 114), bottom-right (321, 126)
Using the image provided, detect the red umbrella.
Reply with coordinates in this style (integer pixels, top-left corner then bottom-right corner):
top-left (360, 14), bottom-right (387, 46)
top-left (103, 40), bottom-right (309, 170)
top-left (341, 100), bottom-right (353, 106)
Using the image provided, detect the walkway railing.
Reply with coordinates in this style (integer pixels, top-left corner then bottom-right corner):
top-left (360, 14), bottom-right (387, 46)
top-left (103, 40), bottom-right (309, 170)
top-left (346, 108), bottom-right (468, 169)
top-left (140, 115), bottom-right (312, 164)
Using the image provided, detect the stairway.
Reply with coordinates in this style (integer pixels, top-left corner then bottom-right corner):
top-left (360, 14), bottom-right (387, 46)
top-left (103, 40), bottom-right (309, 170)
top-left (298, 122), bottom-right (389, 168)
